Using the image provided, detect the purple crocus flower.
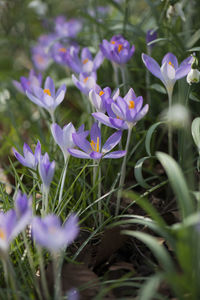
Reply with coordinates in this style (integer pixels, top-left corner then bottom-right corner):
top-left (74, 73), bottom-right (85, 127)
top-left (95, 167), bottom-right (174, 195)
top-left (39, 153), bottom-right (55, 191)
top-left (32, 214), bottom-right (79, 252)
top-left (68, 123), bottom-right (126, 160)
top-left (13, 70), bottom-right (42, 95)
top-left (51, 122), bottom-right (76, 162)
top-left (54, 16), bottom-right (82, 39)
top-left (100, 35), bottom-right (135, 65)
top-left (142, 52), bottom-right (193, 96)
top-left (26, 76), bottom-right (66, 119)
top-left (0, 192), bottom-right (32, 252)
top-left (72, 72), bottom-right (97, 95)
top-left (92, 88), bottom-right (149, 130)
top-left (146, 29), bottom-right (157, 50)
top-left (13, 140), bottom-right (41, 170)
top-left (32, 45), bottom-right (51, 71)
top-left (51, 43), bottom-right (80, 68)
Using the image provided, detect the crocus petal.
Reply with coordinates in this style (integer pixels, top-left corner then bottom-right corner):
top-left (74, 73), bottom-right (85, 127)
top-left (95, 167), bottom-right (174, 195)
top-left (110, 118), bottom-right (127, 130)
top-left (134, 104), bottom-right (149, 122)
top-left (175, 64), bottom-right (191, 80)
top-left (67, 149), bottom-right (90, 159)
top-left (90, 152), bottom-right (103, 160)
top-left (142, 53), bottom-right (162, 80)
top-left (162, 53), bottom-right (178, 69)
top-left (124, 88), bottom-right (137, 104)
top-left (102, 130), bottom-right (122, 152)
top-left (104, 150), bottom-right (126, 159)
top-left (44, 77), bottom-right (55, 97)
top-left (90, 123), bottom-right (101, 146)
top-left (55, 84), bottom-right (66, 106)
top-left (93, 50), bottom-right (104, 70)
top-left (92, 112), bottom-right (117, 129)
top-left (64, 214), bottom-right (79, 245)
top-left (13, 80), bottom-right (24, 94)
top-left (72, 133), bottom-right (91, 153)
top-left (51, 123), bottom-right (63, 146)
top-left (26, 91), bottom-right (45, 108)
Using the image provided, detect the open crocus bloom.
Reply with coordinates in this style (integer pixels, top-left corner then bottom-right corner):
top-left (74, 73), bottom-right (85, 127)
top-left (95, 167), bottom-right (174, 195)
top-left (32, 214), bottom-right (79, 252)
top-left (142, 52), bottom-right (193, 96)
top-left (13, 140), bottom-right (41, 170)
top-left (26, 76), bottom-right (66, 117)
top-left (100, 34), bottom-right (135, 65)
top-left (68, 123), bottom-right (126, 160)
top-left (13, 70), bottom-right (42, 95)
top-left (72, 72), bottom-right (97, 95)
top-left (92, 88), bottom-right (149, 130)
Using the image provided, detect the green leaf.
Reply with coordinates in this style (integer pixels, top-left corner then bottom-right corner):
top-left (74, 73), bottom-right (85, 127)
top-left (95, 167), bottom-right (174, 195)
top-left (134, 157), bottom-right (151, 189)
top-left (150, 84), bottom-right (166, 94)
top-left (145, 122), bottom-right (164, 156)
top-left (187, 47), bottom-right (200, 52)
top-left (191, 117), bottom-right (200, 151)
top-left (186, 29), bottom-right (200, 49)
top-left (138, 273), bottom-right (164, 300)
top-left (156, 152), bottom-right (194, 218)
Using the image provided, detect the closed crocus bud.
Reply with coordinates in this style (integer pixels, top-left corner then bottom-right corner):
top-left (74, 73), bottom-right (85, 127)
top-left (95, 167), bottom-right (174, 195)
top-left (187, 69), bottom-right (200, 85)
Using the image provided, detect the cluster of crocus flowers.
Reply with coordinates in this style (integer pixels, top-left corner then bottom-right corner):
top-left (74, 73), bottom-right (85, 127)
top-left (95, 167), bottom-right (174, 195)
top-left (13, 70), bottom-right (42, 95)
top-left (100, 35), bottom-right (135, 65)
top-left (68, 122), bottom-right (126, 160)
top-left (92, 88), bottom-right (149, 130)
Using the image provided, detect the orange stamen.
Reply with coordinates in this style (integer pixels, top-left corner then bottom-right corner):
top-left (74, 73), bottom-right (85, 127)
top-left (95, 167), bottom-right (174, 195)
top-left (90, 137), bottom-right (100, 152)
top-left (168, 61), bottom-right (174, 68)
top-left (0, 228), bottom-right (6, 240)
top-left (36, 54), bottom-right (44, 63)
top-left (59, 47), bottom-right (67, 53)
top-left (84, 77), bottom-right (89, 83)
top-left (111, 41), bottom-right (116, 45)
top-left (129, 100), bottom-right (135, 109)
top-left (99, 91), bottom-right (104, 96)
top-left (118, 44), bottom-right (123, 53)
top-left (44, 89), bottom-right (51, 96)
top-left (83, 58), bottom-right (89, 64)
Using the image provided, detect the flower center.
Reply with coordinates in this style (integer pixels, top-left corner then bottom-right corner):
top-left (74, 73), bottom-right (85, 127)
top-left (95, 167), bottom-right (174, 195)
top-left (59, 47), bottom-right (67, 53)
top-left (168, 61), bottom-right (174, 68)
top-left (118, 44), bottom-right (123, 53)
top-left (36, 54), bottom-right (44, 63)
top-left (0, 228), bottom-right (6, 240)
top-left (129, 100), bottom-right (135, 109)
top-left (44, 89), bottom-right (51, 96)
top-left (99, 91), bottom-right (104, 96)
top-left (84, 77), bottom-right (89, 83)
top-left (83, 58), bottom-right (89, 64)
top-left (111, 41), bottom-right (116, 45)
top-left (90, 137), bottom-right (100, 152)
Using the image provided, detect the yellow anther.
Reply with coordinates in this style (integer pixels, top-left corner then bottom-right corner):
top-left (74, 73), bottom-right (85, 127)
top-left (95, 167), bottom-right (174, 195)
top-left (84, 77), bottom-right (89, 83)
top-left (99, 91), bottom-right (104, 96)
top-left (0, 228), bottom-right (6, 240)
top-left (129, 100), bottom-right (135, 109)
top-left (111, 41), bottom-right (116, 45)
top-left (168, 61), bottom-right (174, 68)
top-left (83, 58), bottom-right (89, 64)
top-left (90, 137), bottom-right (100, 152)
top-left (118, 44), bottom-right (123, 53)
top-left (44, 89), bottom-right (51, 96)
top-left (59, 47), bottom-right (67, 53)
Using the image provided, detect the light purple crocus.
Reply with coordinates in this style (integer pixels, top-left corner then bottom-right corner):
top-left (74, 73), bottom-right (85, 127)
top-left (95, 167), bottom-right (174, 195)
top-left (72, 72), bottom-right (97, 95)
top-left (54, 16), bottom-right (82, 39)
top-left (13, 70), bottom-right (42, 95)
top-left (100, 35), bottom-right (135, 65)
top-left (51, 43), bottom-right (80, 68)
top-left (92, 88), bottom-right (149, 130)
top-left (142, 52), bottom-right (193, 96)
top-left (32, 214), bottom-right (79, 252)
top-left (13, 141), bottom-right (41, 170)
top-left (39, 153), bottom-right (55, 191)
top-left (0, 192), bottom-right (32, 252)
top-left (51, 122), bottom-right (76, 162)
top-left (68, 123), bottom-right (126, 160)
top-left (26, 76), bottom-right (66, 120)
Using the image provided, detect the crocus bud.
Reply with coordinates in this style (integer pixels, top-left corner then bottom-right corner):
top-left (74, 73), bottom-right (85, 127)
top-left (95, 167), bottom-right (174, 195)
top-left (187, 69), bottom-right (200, 85)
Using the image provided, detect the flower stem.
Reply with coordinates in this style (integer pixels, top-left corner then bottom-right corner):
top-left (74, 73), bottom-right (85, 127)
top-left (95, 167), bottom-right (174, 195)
top-left (58, 157), bottom-right (69, 204)
top-left (115, 126), bottom-right (132, 216)
top-left (53, 253), bottom-right (63, 300)
top-left (120, 65), bottom-right (127, 95)
top-left (37, 247), bottom-right (50, 300)
top-left (2, 256), bottom-right (19, 300)
top-left (168, 90), bottom-right (173, 157)
top-left (112, 62), bottom-right (119, 87)
top-left (98, 162), bottom-right (102, 224)
top-left (42, 186), bottom-right (49, 217)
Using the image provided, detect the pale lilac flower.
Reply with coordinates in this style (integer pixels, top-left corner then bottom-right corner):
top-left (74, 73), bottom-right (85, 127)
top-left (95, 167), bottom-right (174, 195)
top-left (26, 76), bottom-right (66, 118)
top-left (0, 192), bottom-right (32, 252)
top-left (51, 123), bottom-right (76, 162)
top-left (51, 43), bottom-right (79, 68)
top-left (67, 288), bottom-right (80, 300)
top-left (72, 72), bottom-right (96, 95)
top-left (100, 35), bottom-right (135, 65)
top-left (39, 153), bottom-right (55, 191)
top-left (32, 214), bottom-right (79, 252)
top-left (68, 123), bottom-right (126, 160)
top-left (13, 70), bottom-right (42, 95)
top-left (142, 52), bottom-right (193, 96)
top-left (93, 88), bottom-right (149, 130)
top-left (13, 141), bottom-right (41, 170)
top-left (54, 16), bottom-right (82, 39)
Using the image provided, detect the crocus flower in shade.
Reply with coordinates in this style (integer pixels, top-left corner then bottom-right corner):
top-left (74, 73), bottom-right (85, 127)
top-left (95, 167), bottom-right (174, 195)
top-left (39, 153), bottom-right (55, 191)
top-left (26, 76), bottom-right (66, 119)
top-left (51, 122), bottom-right (76, 162)
top-left (146, 29), bottom-right (157, 50)
top-left (142, 52), bottom-right (193, 96)
top-left (0, 192), bottom-right (32, 252)
top-left (89, 85), bottom-right (119, 113)
top-left (92, 88), bottom-right (149, 130)
top-left (100, 35), bottom-right (135, 65)
top-left (68, 123), bottom-right (126, 160)
top-left (32, 45), bottom-right (51, 71)
top-left (72, 72), bottom-right (96, 95)
top-left (67, 289), bottom-right (80, 300)
top-left (32, 214), bottom-right (79, 252)
top-left (55, 16), bottom-right (82, 39)
top-left (13, 141), bottom-right (41, 170)
top-left (13, 70), bottom-right (42, 95)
